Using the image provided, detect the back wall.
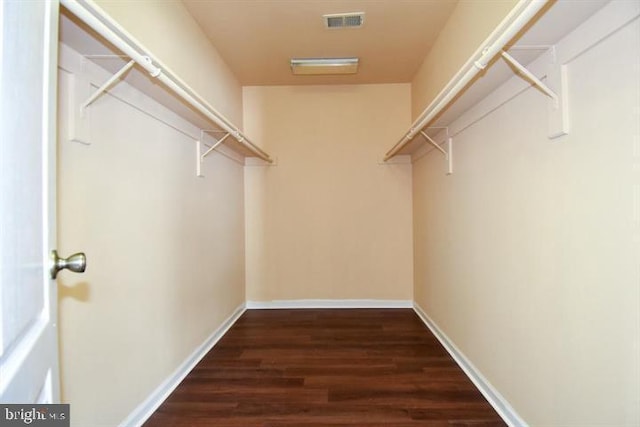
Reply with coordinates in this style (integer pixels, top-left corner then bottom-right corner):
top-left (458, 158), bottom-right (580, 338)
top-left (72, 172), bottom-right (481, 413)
top-left (243, 84), bottom-right (413, 304)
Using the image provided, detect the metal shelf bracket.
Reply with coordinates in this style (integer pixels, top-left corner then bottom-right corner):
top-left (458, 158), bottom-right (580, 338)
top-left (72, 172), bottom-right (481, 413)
top-left (501, 50), bottom-right (558, 104)
top-left (81, 59), bottom-right (135, 112)
top-left (501, 46), bottom-right (569, 139)
top-left (419, 128), bottom-right (453, 175)
top-left (196, 130), bottom-right (230, 177)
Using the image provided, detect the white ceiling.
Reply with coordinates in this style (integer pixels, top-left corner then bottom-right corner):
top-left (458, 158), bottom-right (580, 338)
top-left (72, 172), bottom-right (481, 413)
top-left (181, 0), bottom-right (458, 86)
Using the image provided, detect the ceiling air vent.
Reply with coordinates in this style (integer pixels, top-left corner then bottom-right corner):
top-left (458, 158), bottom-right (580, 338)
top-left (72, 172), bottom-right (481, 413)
top-left (323, 12), bottom-right (364, 29)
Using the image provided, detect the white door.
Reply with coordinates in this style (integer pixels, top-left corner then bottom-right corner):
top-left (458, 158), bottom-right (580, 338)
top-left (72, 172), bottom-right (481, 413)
top-left (0, 0), bottom-right (62, 403)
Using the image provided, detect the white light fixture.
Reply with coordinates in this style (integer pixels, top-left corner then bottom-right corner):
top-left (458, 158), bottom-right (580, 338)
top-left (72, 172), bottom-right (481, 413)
top-left (290, 58), bottom-right (359, 75)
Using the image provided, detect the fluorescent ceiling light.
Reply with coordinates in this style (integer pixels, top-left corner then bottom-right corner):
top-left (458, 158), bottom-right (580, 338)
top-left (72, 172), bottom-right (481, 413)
top-left (290, 58), bottom-right (358, 75)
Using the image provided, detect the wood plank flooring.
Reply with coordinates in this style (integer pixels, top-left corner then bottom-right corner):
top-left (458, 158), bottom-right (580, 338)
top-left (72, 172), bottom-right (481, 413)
top-left (144, 309), bottom-right (505, 426)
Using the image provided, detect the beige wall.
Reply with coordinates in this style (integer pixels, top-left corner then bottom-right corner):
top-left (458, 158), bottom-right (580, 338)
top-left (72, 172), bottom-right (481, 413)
top-left (243, 84), bottom-right (413, 303)
top-left (411, 0), bottom-right (517, 119)
top-left (93, 0), bottom-right (243, 125)
top-left (412, 9), bottom-right (640, 425)
top-left (57, 45), bottom-right (246, 426)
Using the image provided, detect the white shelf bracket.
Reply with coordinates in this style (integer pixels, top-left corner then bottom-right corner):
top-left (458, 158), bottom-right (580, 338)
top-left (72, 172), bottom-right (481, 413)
top-left (501, 47), bottom-right (569, 139)
top-left (65, 64), bottom-right (91, 145)
top-left (196, 140), bottom-right (203, 177)
top-left (447, 137), bottom-right (453, 175)
top-left (501, 50), bottom-right (558, 104)
top-left (419, 129), bottom-right (453, 175)
top-left (196, 131), bottom-right (230, 177)
top-left (81, 59), bottom-right (135, 112)
top-left (545, 47), bottom-right (570, 139)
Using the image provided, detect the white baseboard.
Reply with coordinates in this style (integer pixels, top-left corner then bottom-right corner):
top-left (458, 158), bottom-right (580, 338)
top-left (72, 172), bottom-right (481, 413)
top-left (118, 302), bottom-right (246, 427)
top-left (246, 299), bottom-right (413, 309)
top-left (412, 303), bottom-right (527, 427)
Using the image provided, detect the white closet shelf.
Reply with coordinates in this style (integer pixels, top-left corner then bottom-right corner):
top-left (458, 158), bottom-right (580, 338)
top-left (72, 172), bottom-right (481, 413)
top-left (60, 0), bottom-right (273, 165)
top-left (384, 0), bottom-right (548, 165)
top-left (383, 0), bottom-right (607, 168)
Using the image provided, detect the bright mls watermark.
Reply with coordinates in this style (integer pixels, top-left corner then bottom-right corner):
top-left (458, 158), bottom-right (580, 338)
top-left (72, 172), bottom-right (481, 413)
top-left (0, 405), bottom-right (69, 426)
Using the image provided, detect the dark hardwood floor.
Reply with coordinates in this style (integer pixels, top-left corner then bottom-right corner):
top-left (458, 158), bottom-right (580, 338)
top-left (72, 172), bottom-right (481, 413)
top-left (144, 309), bottom-right (505, 426)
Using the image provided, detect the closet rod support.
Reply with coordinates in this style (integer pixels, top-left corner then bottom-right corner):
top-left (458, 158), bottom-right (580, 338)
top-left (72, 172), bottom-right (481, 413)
top-left (419, 131), bottom-right (452, 175)
top-left (82, 59), bottom-right (135, 110)
top-left (201, 132), bottom-right (230, 160)
top-left (143, 56), bottom-right (162, 78)
top-left (501, 50), bottom-right (558, 104)
top-left (419, 131), bottom-right (447, 157)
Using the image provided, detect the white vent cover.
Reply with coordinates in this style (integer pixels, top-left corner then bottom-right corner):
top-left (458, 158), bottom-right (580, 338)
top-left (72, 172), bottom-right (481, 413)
top-left (323, 12), bottom-right (364, 29)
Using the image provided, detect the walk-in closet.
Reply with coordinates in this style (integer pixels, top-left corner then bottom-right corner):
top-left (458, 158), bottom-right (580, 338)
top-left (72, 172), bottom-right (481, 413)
top-left (1, 0), bottom-right (638, 426)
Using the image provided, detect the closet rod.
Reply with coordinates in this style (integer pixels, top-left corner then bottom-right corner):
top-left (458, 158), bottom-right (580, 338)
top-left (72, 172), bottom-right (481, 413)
top-left (384, 0), bottom-right (548, 161)
top-left (60, 0), bottom-right (273, 164)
